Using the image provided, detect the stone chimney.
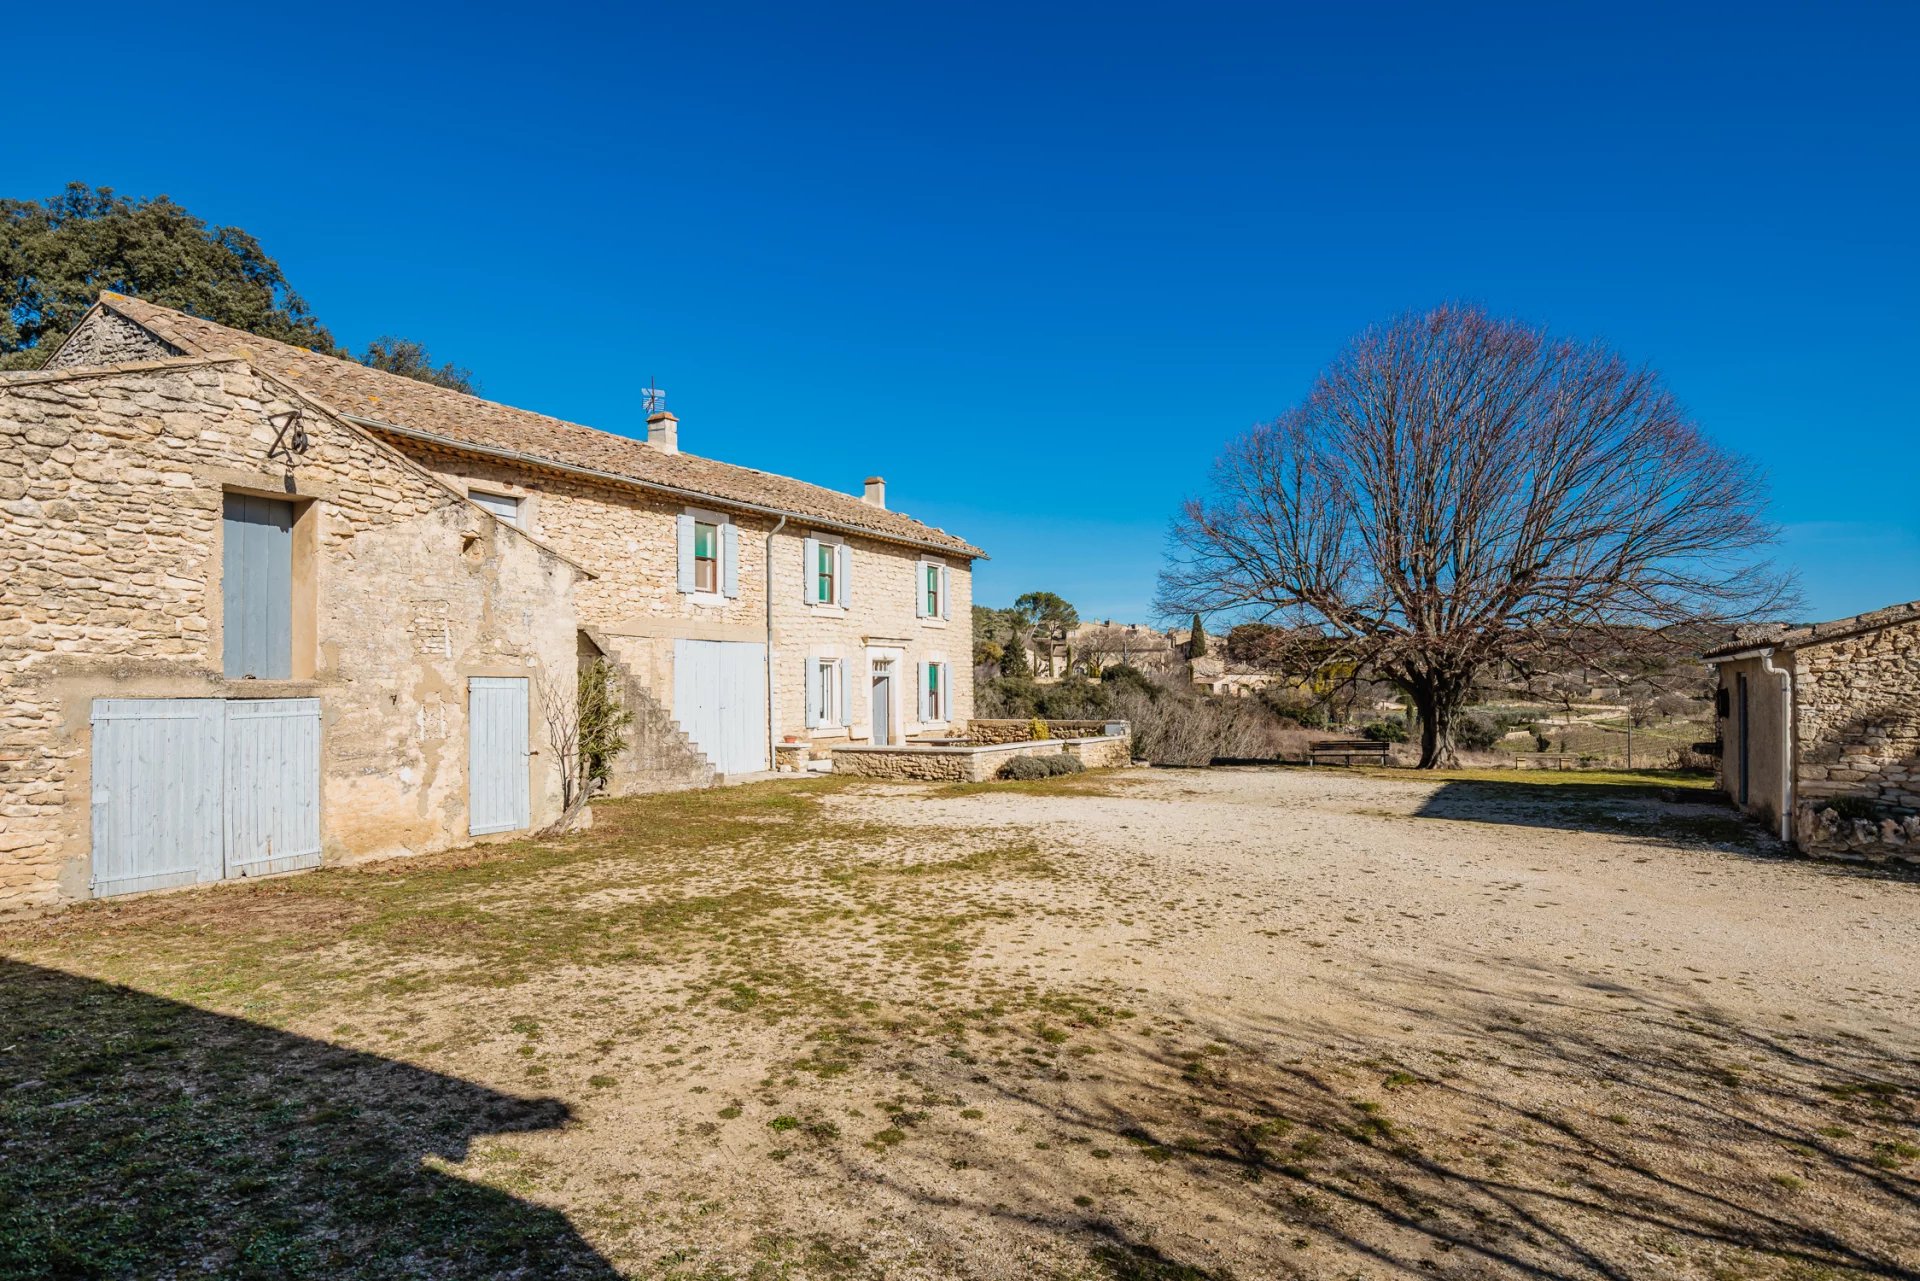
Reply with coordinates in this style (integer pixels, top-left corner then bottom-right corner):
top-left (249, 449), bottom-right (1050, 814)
top-left (647, 411), bottom-right (679, 455)
top-left (862, 476), bottom-right (886, 508)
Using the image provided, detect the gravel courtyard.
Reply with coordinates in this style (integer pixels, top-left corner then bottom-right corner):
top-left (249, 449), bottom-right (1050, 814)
top-left (3, 768), bottom-right (1916, 1280)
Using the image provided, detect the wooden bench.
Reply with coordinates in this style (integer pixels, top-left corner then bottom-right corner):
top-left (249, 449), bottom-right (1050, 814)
top-left (1308, 738), bottom-right (1390, 766)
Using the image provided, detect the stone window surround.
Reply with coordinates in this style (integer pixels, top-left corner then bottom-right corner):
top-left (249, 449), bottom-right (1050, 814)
top-left (806, 531), bottom-right (850, 613)
top-left (205, 471), bottom-right (323, 684)
top-left (462, 479), bottom-right (537, 534)
top-left (921, 649), bottom-right (951, 725)
top-left (806, 644), bottom-right (851, 737)
top-left (917, 556), bottom-right (950, 627)
top-left (682, 504), bottom-right (733, 608)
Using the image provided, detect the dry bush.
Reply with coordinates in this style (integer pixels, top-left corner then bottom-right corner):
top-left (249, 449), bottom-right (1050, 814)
top-left (1111, 680), bottom-right (1293, 766)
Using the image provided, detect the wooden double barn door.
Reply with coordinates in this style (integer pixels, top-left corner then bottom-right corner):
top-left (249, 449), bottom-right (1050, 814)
top-left (672, 639), bottom-right (769, 776)
top-left (90, 698), bottom-right (322, 898)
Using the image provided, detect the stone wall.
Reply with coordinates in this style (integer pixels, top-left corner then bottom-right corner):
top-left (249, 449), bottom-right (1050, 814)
top-left (0, 358), bottom-right (579, 910)
top-left (41, 309), bottom-right (180, 370)
top-left (831, 732), bottom-right (1131, 783)
top-left (1790, 618), bottom-right (1920, 862)
top-left (394, 444), bottom-right (974, 765)
top-left (966, 718), bottom-right (1118, 744)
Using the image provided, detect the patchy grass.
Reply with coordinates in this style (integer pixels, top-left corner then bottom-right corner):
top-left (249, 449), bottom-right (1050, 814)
top-left (2, 770), bottom-right (1913, 1280)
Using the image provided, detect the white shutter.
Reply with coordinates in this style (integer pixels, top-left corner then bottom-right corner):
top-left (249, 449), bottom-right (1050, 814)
top-left (941, 663), bottom-right (953, 721)
top-left (940, 566), bottom-right (952, 620)
top-left (915, 562), bottom-right (929, 618)
top-left (721, 522), bottom-right (740, 598)
top-left (802, 537), bottom-right (821, 605)
top-left (838, 659), bottom-right (852, 726)
top-left (676, 514), bottom-right (696, 593)
top-left (917, 662), bottom-right (930, 723)
top-left (836, 543), bottom-right (852, 608)
top-left (805, 657), bottom-right (822, 728)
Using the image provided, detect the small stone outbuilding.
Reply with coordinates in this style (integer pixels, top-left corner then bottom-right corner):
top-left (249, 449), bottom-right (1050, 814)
top-left (1705, 600), bottom-right (1920, 863)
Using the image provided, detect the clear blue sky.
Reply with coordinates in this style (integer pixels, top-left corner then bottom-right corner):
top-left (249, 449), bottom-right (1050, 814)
top-left (9, 2), bottom-right (1915, 622)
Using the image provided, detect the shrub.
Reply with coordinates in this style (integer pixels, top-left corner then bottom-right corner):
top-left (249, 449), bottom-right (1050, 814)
top-left (1100, 664), bottom-right (1156, 697)
top-left (1000, 753), bottom-right (1084, 780)
top-left (1029, 716), bottom-right (1051, 740)
top-left (1456, 712), bottom-right (1500, 751)
top-left (976, 676), bottom-right (1041, 718)
top-left (1035, 679), bottom-right (1113, 720)
top-left (1362, 718), bottom-right (1409, 744)
top-left (1667, 746), bottom-right (1716, 775)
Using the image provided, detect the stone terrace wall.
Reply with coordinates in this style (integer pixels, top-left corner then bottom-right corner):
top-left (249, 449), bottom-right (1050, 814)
top-left (1792, 617), bottom-right (1920, 863)
top-left (965, 719), bottom-right (1116, 744)
top-left (832, 732), bottom-right (1131, 783)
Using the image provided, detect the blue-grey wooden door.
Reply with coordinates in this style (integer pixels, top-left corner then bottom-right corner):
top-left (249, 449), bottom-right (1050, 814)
top-left (672, 640), bottom-right (768, 775)
top-left (470, 677), bottom-right (531, 835)
top-left (90, 699), bottom-right (226, 897)
top-left (222, 494), bottom-right (294, 679)
top-left (223, 698), bottom-right (322, 878)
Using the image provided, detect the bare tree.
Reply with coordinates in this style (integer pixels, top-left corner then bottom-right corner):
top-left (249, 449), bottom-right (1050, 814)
top-left (1159, 306), bottom-right (1790, 767)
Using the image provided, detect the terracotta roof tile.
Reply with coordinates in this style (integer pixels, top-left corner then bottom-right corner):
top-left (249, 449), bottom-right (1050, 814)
top-left (96, 294), bottom-right (983, 557)
top-left (1702, 599), bottom-right (1920, 658)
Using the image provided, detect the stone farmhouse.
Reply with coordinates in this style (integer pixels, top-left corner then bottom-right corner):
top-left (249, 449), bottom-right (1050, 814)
top-left (0, 295), bottom-right (981, 911)
top-left (1705, 599), bottom-right (1920, 863)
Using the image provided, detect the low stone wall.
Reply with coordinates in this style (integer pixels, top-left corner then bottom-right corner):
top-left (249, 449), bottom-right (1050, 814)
top-left (964, 718), bottom-right (1123, 745)
top-left (1067, 735), bottom-right (1133, 770)
top-left (1802, 805), bottom-right (1920, 865)
top-left (832, 734), bottom-right (1129, 783)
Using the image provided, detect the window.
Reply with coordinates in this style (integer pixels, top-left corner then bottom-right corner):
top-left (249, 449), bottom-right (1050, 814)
top-left (816, 539), bottom-right (836, 604)
top-left (469, 490), bottom-right (522, 528)
top-left (693, 520), bottom-right (719, 594)
top-left (222, 493), bottom-right (295, 679)
top-left (919, 659), bottom-right (951, 723)
top-left (917, 559), bottom-right (951, 620)
top-left (802, 536), bottom-right (850, 607)
top-left (807, 656), bottom-right (849, 729)
top-left (678, 510), bottom-right (738, 599)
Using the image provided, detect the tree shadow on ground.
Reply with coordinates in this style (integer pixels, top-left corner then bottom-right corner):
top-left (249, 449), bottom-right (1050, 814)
top-left (0, 958), bottom-right (617, 1280)
top-left (820, 958), bottom-right (1920, 1280)
top-left (1411, 778), bottom-right (1793, 854)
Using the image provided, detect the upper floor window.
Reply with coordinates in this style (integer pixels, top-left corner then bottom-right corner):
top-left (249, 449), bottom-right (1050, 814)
top-left (693, 520), bottom-right (720, 593)
top-left (917, 559), bottom-right (951, 621)
top-left (469, 490), bottom-right (522, 529)
top-left (677, 509), bottom-right (739, 600)
top-left (803, 536), bottom-right (851, 608)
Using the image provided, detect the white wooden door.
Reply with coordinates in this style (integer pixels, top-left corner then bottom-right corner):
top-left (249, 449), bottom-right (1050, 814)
top-left (469, 677), bottom-right (531, 836)
top-left (90, 699), bottom-right (225, 897)
top-left (672, 640), bottom-right (768, 775)
top-left (224, 698), bottom-right (322, 878)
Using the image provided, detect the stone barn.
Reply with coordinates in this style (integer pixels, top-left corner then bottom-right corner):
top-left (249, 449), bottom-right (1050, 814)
top-left (0, 349), bottom-right (582, 912)
top-left (1705, 600), bottom-right (1920, 863)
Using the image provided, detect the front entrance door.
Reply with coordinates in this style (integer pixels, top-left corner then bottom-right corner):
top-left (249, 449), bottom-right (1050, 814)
top-left (872, 661), bottom-right (894, 745)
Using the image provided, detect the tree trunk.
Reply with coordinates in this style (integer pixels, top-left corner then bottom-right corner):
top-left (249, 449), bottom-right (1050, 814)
top-left (1405, 670), bottom-right (1472, 769)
